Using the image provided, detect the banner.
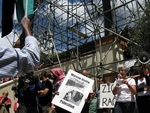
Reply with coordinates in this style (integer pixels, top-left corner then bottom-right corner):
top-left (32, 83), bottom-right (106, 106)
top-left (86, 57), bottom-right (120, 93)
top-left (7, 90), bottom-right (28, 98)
top-left (99, 83), bottom-right (116, 108)
top-left (52, 69), bottom-right (94, 113)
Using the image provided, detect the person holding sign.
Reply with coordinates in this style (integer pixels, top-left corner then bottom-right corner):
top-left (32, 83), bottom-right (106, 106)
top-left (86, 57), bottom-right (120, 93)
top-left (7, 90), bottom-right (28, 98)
top-left (112, 64), bottom-right (138, 113)
top-left (81, 70), bottom-right (93, 113)
top-left (49, 68), bottom-right (70, 113)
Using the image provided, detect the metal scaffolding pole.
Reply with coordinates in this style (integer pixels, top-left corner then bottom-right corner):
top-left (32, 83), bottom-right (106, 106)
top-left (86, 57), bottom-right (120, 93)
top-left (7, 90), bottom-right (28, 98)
top-left (8, 0), bottom-right (147, 75)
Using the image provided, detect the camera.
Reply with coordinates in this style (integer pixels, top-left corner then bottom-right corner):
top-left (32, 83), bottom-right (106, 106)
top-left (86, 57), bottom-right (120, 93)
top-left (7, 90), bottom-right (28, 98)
top-left (11, 72), bottom-right (40, 98)
top-left (11, 85), bottom-right (19, 98)
top-left (11, 72), bottom-right (41, 111)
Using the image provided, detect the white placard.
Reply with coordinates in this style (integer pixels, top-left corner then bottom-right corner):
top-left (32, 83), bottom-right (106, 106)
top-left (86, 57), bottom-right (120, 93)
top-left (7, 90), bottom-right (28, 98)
top-left (99, 83), bottom-right (116, 108)
top-left (52, 69), bottom-right (94, 113)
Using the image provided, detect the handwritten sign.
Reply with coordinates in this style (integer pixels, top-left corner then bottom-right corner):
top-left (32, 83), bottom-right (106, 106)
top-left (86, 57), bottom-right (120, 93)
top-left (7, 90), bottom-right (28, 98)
top-left (99, 83), bottom-right (116, 108)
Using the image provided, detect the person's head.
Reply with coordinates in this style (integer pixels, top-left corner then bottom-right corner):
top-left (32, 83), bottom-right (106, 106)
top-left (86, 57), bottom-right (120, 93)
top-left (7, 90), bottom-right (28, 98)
top-left (23, 71), bottom-right (34, 85)
top-left (49, 68), bottom-right (65, 84)
top-left (26, 71), bottom-right (34, 77)
top-left (2, 90), bottom-right (9, 97)
top-left (97, 77), bottom-right (105, 84)
top-left (89, 92), bottom-right (95, 99)
top-left (117, 64), bottom-right (128, 78)
top-left (138, 63), bottom-right (150, 76)
top-left (82, 70), bottom-right (89, 77)
top-left (39, 70), bottom-right (49, 81)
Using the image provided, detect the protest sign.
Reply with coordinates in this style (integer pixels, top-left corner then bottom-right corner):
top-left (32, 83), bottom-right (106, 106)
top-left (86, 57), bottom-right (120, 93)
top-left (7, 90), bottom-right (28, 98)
top-left (52, 69), bottom-right (94, 113)
top-left (99, 83), bottom-right (116, 108)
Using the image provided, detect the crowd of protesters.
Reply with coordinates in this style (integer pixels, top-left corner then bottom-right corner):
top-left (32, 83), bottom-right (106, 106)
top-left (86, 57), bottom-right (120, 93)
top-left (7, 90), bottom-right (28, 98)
top-left (1, 62), bottom-right (150, 113)
top-left (1, 13), bottom-right (150, 113)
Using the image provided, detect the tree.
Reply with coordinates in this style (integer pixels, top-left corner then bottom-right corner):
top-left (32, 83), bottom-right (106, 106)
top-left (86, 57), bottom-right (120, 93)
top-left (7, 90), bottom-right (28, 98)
top-left (130, 2), bottom-right (150, 56)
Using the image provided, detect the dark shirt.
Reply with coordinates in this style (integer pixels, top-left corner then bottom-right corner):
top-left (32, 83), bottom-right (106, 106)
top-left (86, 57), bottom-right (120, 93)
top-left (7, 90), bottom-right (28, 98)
top-left (81, 94), bottom-right (90, 113)
top-left (20, 84), bottom-right (39, 107)
top-left (38, 80), bottom-right (53, 106)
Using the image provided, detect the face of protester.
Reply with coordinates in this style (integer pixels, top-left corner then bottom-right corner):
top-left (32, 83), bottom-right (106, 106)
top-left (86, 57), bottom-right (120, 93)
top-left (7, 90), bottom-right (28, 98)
top-left (39, 75), bottom-right (44, 80)
top-left (89, 92), bottom-right (95, 99)
top-left (3, 90), bottom-right (8, 98)
top-left (118, 67), bottom-right (127, 79)
top-left (49, 68), bottom-right (65, 84)
top-left (97, 78), bottom-right (104, 84)
top-left (82, 70), bottom-right (89, 77)
top-left (138, 64), bottom-right (148, 76)
top-left (49, 72), bottom-right (57, 80)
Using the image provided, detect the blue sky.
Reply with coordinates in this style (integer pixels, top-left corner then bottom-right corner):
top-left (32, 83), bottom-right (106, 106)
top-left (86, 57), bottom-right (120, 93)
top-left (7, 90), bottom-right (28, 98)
top-left (0, 0), bottom-right (145, 48)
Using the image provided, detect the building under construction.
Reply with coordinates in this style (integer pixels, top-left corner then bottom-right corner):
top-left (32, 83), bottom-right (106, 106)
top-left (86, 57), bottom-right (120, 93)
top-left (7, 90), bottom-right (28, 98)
top-left (0, 1), bottom-right (150, 112)
top-left (5, 0), bottom-right (150, 80)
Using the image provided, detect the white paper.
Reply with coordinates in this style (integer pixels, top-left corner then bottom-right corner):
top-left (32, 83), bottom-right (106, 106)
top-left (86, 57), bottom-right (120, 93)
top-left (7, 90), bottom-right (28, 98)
top-left (52, 69), bottom-right (94, 113)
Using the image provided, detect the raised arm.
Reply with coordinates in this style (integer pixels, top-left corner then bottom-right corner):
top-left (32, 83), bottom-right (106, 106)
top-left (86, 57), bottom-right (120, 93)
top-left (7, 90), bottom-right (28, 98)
top-left (0, 17), bottom-right (40, 77)
top-left (14, 17), bottom-right (32, 49)
top-left (21, 17), bottom-right (32, 36)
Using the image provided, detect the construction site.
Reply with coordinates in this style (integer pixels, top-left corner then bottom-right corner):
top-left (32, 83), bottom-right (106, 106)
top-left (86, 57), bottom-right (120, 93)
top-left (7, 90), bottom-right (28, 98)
top-left (1, 1), bottom-right (150, 113)
top-left (1, 0), bottom-right (149, 80)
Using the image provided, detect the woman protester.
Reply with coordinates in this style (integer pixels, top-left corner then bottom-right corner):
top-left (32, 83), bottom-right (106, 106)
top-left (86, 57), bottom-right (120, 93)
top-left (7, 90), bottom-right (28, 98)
top-left (112, 64), bottom-right (138, 113)
top-left (133, 63), bottom-right (150, 113)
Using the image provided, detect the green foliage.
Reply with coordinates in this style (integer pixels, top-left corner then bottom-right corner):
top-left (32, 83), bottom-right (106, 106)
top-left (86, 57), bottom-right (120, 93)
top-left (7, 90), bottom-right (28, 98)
top-left (131, 2), bottom-right (150, 54)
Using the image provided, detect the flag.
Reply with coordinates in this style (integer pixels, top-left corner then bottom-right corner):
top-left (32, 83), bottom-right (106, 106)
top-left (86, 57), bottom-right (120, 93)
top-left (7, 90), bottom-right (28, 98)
top-left (16, 0), bottom-right (35, 22)
top-left (2, 0), bottom-right (15, 37)
top-left (1, 0), bottom-right (35, 38)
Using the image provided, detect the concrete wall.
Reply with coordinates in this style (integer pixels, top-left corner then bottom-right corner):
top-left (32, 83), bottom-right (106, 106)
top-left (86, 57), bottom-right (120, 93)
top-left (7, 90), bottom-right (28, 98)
top-left (38, 40), bottom-right (124, 76)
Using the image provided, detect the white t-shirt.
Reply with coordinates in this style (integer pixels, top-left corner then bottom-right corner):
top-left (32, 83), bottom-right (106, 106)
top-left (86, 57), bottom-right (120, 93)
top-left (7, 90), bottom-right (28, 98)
top-left (137, 77), bottom-right (150, 96)
top-left (114, 78), bottom-right (136, 102)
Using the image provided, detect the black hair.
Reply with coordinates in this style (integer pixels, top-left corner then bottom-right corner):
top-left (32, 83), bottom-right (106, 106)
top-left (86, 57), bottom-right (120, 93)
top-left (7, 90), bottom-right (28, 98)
top-left (98, 77), bottom-right (105, 83)
top-left (40, 71), bottom-right (49, 78)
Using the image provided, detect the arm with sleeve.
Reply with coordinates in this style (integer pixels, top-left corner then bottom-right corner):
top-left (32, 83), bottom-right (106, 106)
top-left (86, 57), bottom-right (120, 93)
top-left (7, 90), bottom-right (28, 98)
top-left (0, 36), bottom-right (40, 77)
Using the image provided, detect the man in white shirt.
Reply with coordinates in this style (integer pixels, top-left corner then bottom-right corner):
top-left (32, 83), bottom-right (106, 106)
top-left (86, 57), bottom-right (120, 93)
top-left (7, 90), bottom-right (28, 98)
top-left (0, 17), bottom-right (40, 77)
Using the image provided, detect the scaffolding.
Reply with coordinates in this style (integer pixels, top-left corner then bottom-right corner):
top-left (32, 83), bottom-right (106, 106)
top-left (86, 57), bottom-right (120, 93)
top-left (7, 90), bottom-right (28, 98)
top-left (2, 0), bottom-right (149, 76)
